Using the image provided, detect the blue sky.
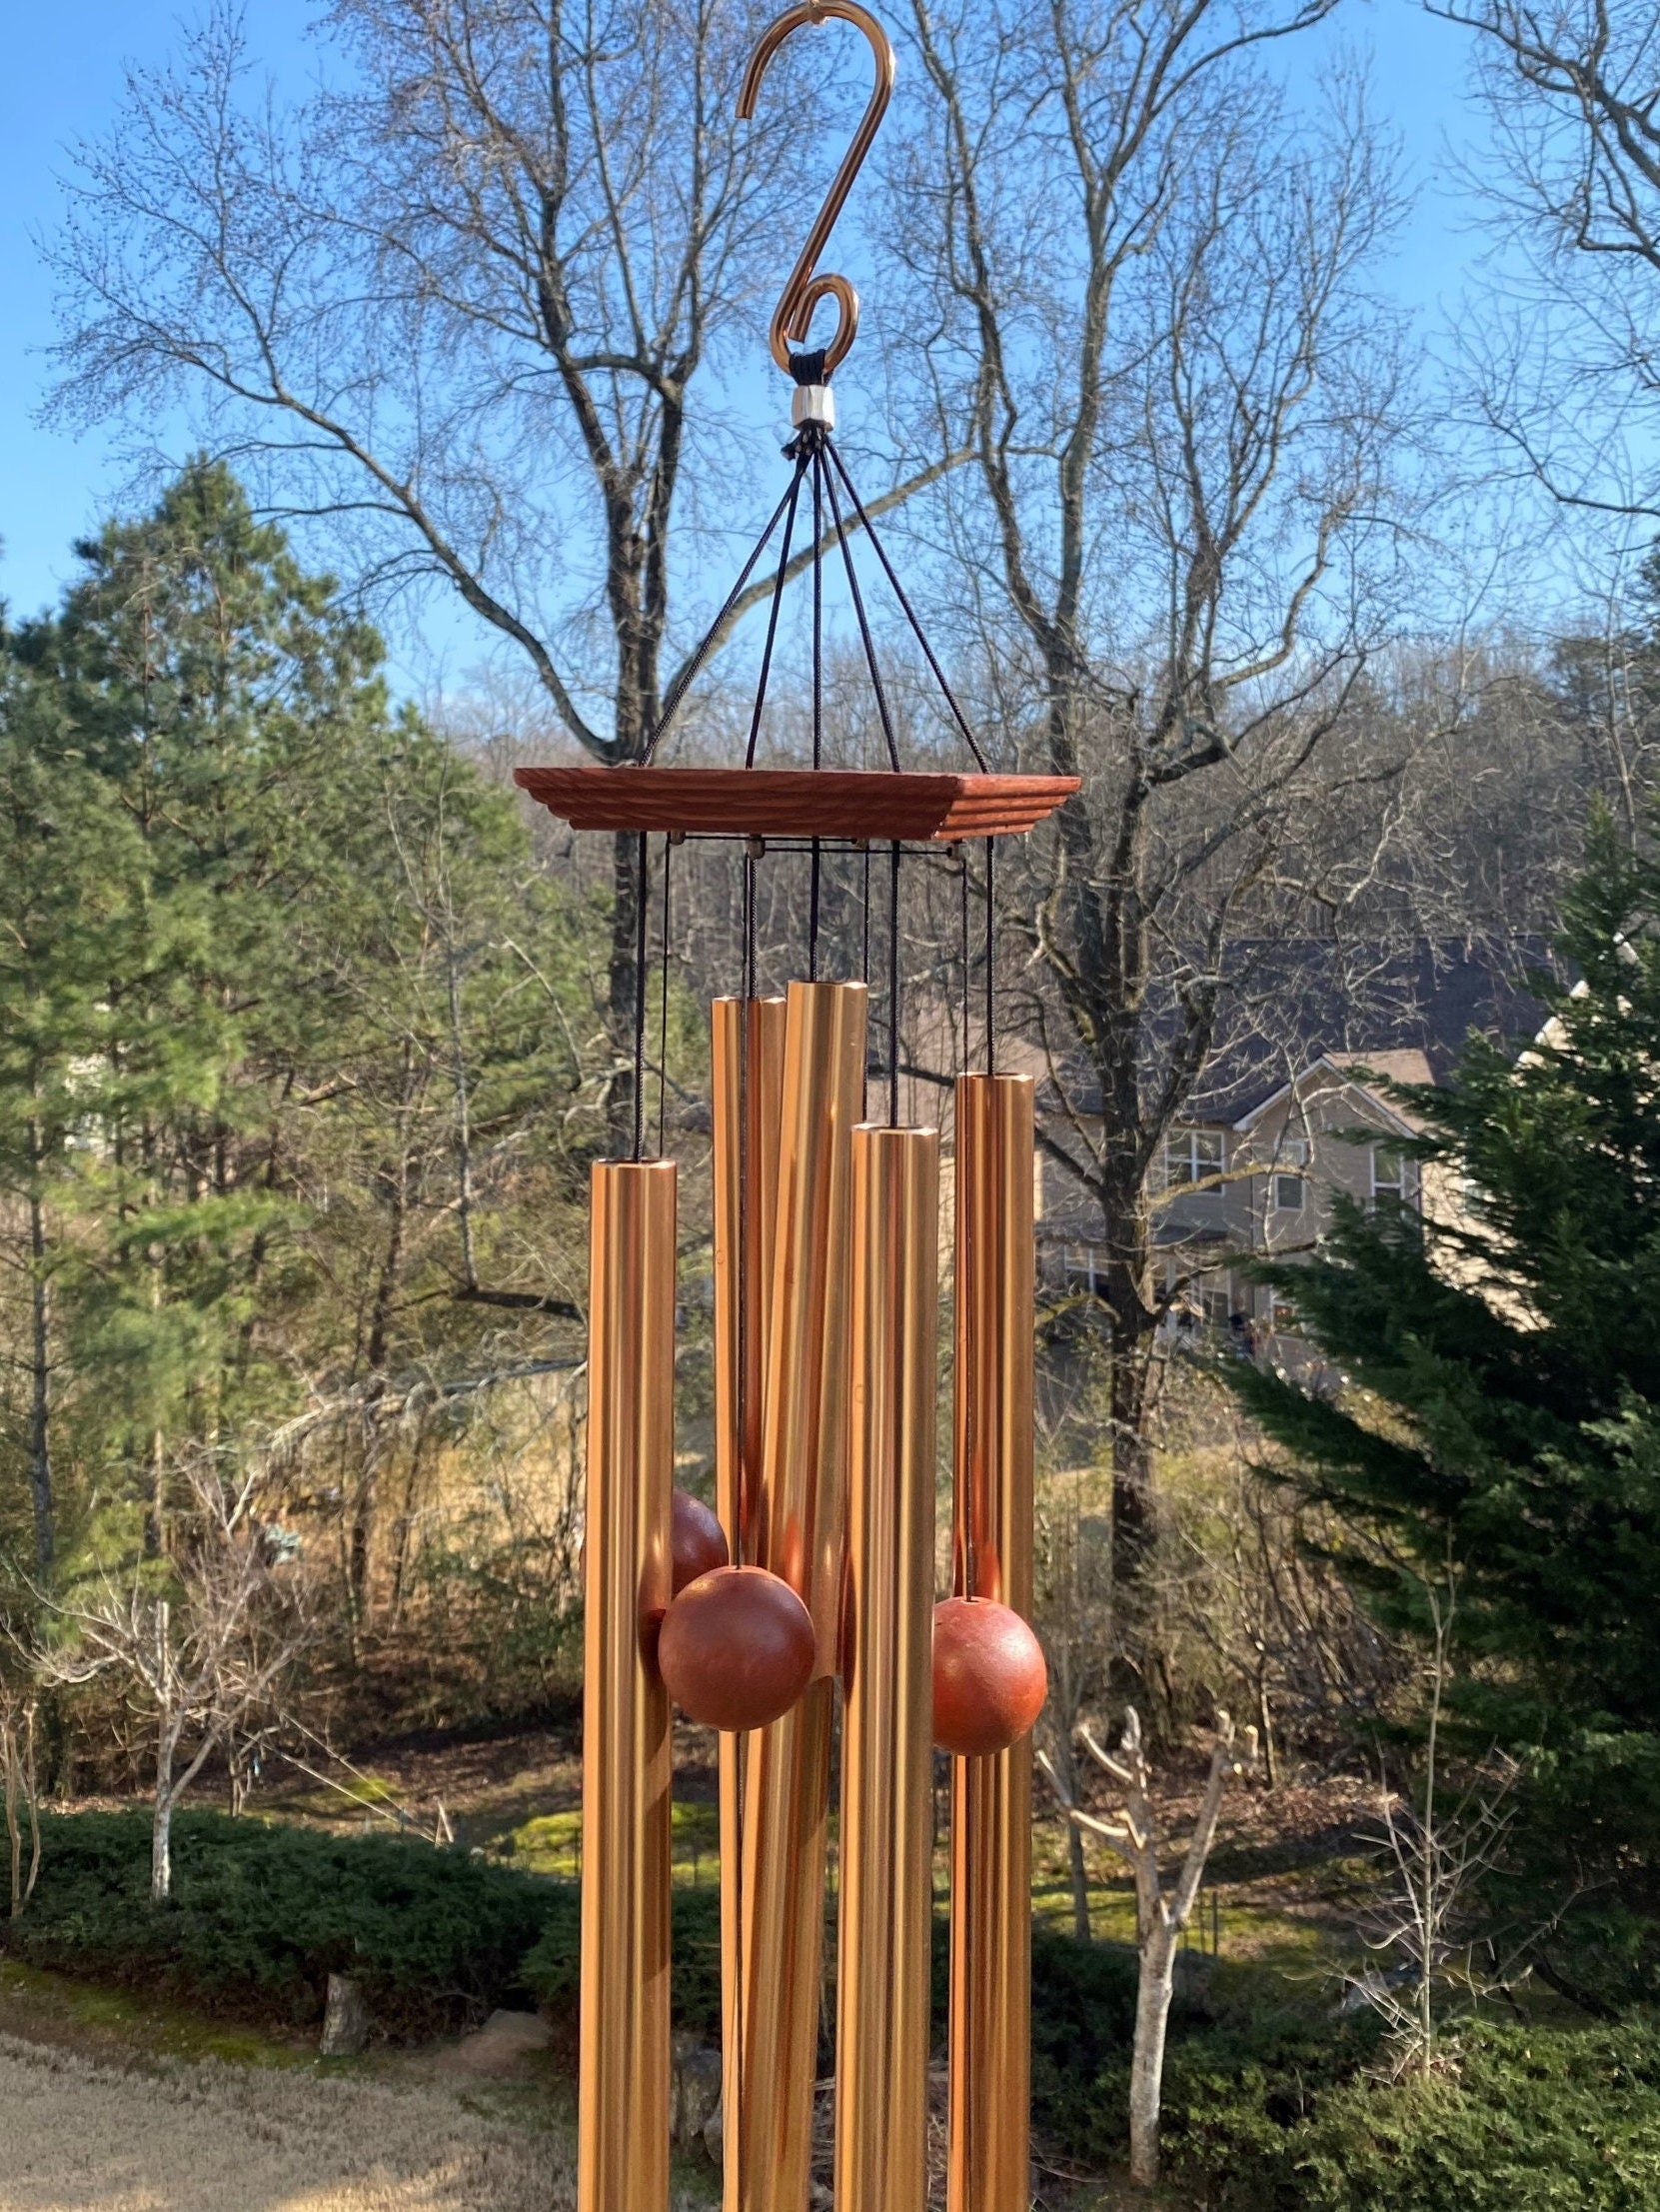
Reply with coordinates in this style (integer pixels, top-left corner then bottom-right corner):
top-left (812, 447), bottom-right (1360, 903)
top-left (0, 0), bottom-right (1503, 673)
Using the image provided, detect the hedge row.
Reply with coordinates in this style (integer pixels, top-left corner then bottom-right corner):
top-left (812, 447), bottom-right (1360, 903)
top-left (3, 1810), bottom-right (555, 2037)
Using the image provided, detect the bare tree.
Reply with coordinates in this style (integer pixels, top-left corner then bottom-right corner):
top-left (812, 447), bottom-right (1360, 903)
top-left (33, 1456), bottom-right (312, 1901)
top-left (1434, 0), bottom-right (1660, 523)
top-left (890, 2), bottom-right (1413, 1556)
top-left (1344, 1566), bottom-right (1527, 2078)
top-left (47, 0), bottom-right (954, 1148)
top-left (1041, 1706), bottom-right (1258, 2191)
top-left (1033, 1449), bottom-right (1116, 1938)
top-left (0, 1687), bottom-right (42, 1919)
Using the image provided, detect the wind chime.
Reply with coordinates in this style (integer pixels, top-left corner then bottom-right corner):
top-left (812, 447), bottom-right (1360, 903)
top-left (516, 8), bottom-right (1078, 2212)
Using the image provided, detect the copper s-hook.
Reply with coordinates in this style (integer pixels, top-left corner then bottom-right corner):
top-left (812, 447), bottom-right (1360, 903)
top-left (739, 1), bottom-right (896, 379)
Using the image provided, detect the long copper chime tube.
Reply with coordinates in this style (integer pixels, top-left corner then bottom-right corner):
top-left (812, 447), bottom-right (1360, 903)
top-left (835, 1121), bottom-right (940, 2212)
top-left (947, 1074), bottom-right (1037, 2212)
top-left (711, 995), bottom-right (787, 2211)
top-left (579, 1157), bottom-right (678, 2212)
top-left (740, 979), bottom-right (868, 2212)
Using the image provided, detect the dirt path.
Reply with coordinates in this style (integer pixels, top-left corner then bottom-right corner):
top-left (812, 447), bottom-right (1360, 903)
top-left (0, 2032), bottom-right (571, 2212)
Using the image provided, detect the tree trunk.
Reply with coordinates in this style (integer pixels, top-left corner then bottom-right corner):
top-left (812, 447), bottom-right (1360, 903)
top-left (353, 1147), bottom-right (409, 1616)
top-left (25, 1159), bottom-right (53, 1574)
top-left (1108, 1336), bottom-right (1156, 1578)
top-left (606, 828), bottom-right (645, 1156)
top-left (151, 1774), bottom-right (174, 1903)
top-left (1067, 1818), bottom-right (1092, 1941)
top-left (1128, 1923), bottom-right (1178, 2190)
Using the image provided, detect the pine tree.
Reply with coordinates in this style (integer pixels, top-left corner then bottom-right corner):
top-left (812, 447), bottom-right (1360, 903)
top-left (1230, 815), bottom-right (1660, 2008)
top-left (0, 663), bottom-right (147, 1571)
top-left (2, 464), bottom-right (597, 1619)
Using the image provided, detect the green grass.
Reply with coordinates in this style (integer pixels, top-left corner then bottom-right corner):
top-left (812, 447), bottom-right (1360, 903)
top-left (503, 1800), bottom-right (720, 1885)
top-left (0, 1957), bottom-right (313, 2069)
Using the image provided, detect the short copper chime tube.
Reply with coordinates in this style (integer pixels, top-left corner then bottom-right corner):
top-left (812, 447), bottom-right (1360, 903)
top-left (579, 1156), bottom-right (678, 2212)
top-left (947, 1072), bottom-right (1037, 2212)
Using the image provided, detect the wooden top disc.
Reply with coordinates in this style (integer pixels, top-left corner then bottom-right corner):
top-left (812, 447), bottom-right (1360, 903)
top-left (512, 767), bottom-right (1079, 843)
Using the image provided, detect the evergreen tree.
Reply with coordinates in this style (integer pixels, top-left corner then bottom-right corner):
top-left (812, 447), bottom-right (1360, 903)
top-left (1230, 815), bottom-right (1660, 2008)
top-left (0, 662), bottom-right (147, 1570)
top-left (1, 465), bottom-right (596, 1615)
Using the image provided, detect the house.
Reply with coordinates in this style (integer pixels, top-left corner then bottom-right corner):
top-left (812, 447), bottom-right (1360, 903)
top-left (1033, 944), bottom-right (1548, 1356)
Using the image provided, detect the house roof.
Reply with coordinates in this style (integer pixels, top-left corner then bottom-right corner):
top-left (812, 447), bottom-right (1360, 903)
top-left (1233, 1049), bottom-right (1434, 1133)
top-left (1036, 940), bottom-right (1554, 1125)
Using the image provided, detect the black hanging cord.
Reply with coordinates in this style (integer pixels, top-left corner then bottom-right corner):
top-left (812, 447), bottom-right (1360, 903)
top-left (809, 444), bottom-right (825, 979)
top-left (745, 461), bottom-right (810, 769)
top-left (632, 832), bottom-right (650, 1161)
top-left (959, 848), bottom-right (971, 1062)
top-left (658, 837), bottom-right (674, 1159)
top-left (824, 438), bottom-right (990, 772)
top-left (888, 841), bottom-right (901, 1128)
top-left (985, 836), bottom-right (996, 1078)
top-left (744, 851), bottom-right (758, 1000)
top-left (861, 846), bottom-right (872, 987)
top-left (643, 464), bottom-right (807, 767)
top-left (822, 447), bottom-right (902, 773)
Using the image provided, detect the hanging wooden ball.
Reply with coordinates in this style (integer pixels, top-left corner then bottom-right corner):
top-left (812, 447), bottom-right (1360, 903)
top-left (931, 1595), bottom-right (1047, 1757)
top-left (659, 1565), bottom-right (816, 1732)
top-left (672, 1489), bottom-right (730, 1595)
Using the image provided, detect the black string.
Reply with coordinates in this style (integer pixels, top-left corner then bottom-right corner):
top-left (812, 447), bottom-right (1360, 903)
top-left (810, 446), bottom-right (824, 980)
top-left (959, 849), bottom-right (971, 1067)
top-left (632, 833), bottom-right (649, 1161)
top-left (888, 842), bottom-right (901, 1128)
top-left (822, 448), bottom-right (902, 773)
top-left (861, 847), bottom-right (871, 987)
top-left (812, 447), bottom-right (825, 769)
top-left (745, 461), bottom-right (809, 769)
top-left (985, 837), bottom-right (996, 1078)
top-left (643, 465), bottom-right (806, 766)
top-left (744, 853), bottom-right (758, 1000)
top-left (658, 837), bottom-right (673, 1159)
top-left (824, 438), bottom-right (990, 771)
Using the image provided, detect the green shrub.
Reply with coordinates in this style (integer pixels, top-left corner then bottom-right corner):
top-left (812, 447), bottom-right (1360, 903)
top-left (521, 1881), bottom-right (724, 2043)
top-left (4, 1809), bottom-right (557, 2037)
top-left (1178, 2016), bottom-right (1660, 2210)
top-left (1075, 2012), bottom-right (1657, 2210)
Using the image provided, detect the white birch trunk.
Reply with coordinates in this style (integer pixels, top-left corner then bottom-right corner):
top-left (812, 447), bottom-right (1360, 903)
top-left (1128, 1923), bottom-right (1178, 2188)
top-left (151, 1776), bottom-right (174, 1903)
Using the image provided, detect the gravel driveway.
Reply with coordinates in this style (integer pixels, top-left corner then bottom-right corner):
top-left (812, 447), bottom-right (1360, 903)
top-left (0, 2033), bottom-right (570, 2212)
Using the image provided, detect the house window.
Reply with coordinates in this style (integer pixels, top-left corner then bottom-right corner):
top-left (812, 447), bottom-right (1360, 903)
top-left (1273, 1137), bottom-right (1309, 1212)
top-left (1371, 1143), bottom-right (1406, 1204)
top-left (1165, 1127), bottom-right (1224, 1187)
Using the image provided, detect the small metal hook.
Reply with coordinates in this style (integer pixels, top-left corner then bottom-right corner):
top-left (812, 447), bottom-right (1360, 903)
top-left (738, 1), bottom-right (896, 380)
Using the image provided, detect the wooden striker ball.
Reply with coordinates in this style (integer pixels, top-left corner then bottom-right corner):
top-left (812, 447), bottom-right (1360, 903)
top-left (659, 1565), bottom-right (816, 1732)
top-left (671, 1488), bottom-right (730, 1594)
top-left (931, 1595), bottom-right (1047, 1757)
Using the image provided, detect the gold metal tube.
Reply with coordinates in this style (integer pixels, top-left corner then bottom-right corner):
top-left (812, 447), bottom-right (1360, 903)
top-left (711, 997), bottom-right (787, 2211)
top-left (712, 998), bottom-right (788, 1566)
top-left (580, 1158), bottom-right (677, 2212)
top-left (947, 1076), bottom-right (1037, 2212)
top-left (835, 1122), bottom-right (940, 2212)
top-left (740, 980), bottom-right (867, 2212)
